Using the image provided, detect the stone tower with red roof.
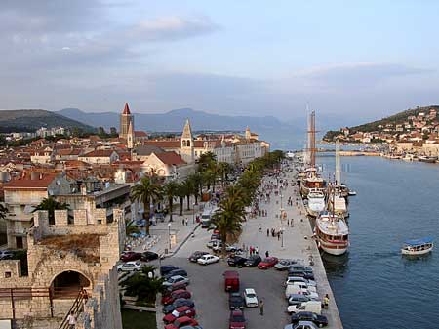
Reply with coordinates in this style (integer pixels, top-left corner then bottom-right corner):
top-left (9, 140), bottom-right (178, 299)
top-left (119, 103), bottom-right (134, 142)
top-left (180, 119), bottom-right (194, 164)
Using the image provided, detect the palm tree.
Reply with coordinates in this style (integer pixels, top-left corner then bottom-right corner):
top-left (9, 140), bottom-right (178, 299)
top-left (32, 196), bottom-right (70, 225)
top-left (210, 195), bottom-right (247, 255)
top-left (198, 151), bottom-right (217, 172)
top-left (187, 173), bottom-right (202, 205)
top-left (218, 162), bottom-right (233, 187)
top-left (180, 178), bottom-right (193, 211)
top-left (162, 181), bottom-right (179, 222)
top-left (131, 175), bottom-right (163, 234)
top-left (121, 265), bottom-right (165, 304)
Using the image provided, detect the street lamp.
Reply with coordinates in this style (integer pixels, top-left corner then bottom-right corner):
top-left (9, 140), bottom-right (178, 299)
top-left (281, 228), bottom-right (284, 248)
top-left (192, 203), bottom-right (196, 224)
top-left (168, 223), bottom-right (172, 251)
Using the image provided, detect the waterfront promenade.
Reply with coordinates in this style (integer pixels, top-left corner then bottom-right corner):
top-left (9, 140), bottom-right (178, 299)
top-left (137, 161), bottom-right (343, 329)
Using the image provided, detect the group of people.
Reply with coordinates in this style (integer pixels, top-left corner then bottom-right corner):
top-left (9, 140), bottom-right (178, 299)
top-left (267, 227), bottom-right (283, 240)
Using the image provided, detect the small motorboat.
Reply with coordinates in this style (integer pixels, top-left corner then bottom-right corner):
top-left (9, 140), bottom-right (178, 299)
top-left (401, 237), bottom-right (434, 256)
top-left (348, 190), bottom-right (357, 196)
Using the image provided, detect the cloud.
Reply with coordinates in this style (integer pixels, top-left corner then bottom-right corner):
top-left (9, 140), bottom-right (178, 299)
top-left (291, 62), bottom-right (432, 90)
top-left (125, 16), bottom-right (219, 41)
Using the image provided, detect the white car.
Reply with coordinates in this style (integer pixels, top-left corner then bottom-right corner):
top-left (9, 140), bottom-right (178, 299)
top-left (117, 261), bottom-right (141, 272)
top-left (285, 276), bottom-right (317, 287)
top-left (162, 275), bottom-right (190, 288)
top-left (197, 254), bottom-right (220, 265)
top-left (207, 239), bottom-right (221, 248)
top-left (243, 288), bottom-right (259, 308)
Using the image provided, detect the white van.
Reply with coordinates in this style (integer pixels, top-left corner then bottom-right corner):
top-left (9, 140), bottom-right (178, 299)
top-left (287, 300), bottom-right (322, 314)
top-left (286, 281), bottom-right (317, 293)
top-left (201, 207), bottom-right (219, 228)
top-left (285, 285), bottom-right (319, 300)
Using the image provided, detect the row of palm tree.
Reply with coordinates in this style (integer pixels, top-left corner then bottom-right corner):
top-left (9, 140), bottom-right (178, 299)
top-left (130, 152), bottom-right (235, 235)
top-left (210, 150), bottom-right (286, 254)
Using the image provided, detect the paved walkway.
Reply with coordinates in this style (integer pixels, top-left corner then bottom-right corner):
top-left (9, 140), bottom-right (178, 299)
top-left (139, 161), bottom-right (343, 329)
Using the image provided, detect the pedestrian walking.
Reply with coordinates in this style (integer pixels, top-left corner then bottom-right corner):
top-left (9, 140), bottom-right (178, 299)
top-left (181, 218), bottom-right (184, 226)
top-left (259, 300), bottom-right (264, 315)
top-left (255, 246), bottom-right (259, 255)
top-left (265, 251), bottom-right (269, 258)
top-left (67, 311), bottom-right (76, 329)
top-left (185, 218), bottom-right (188, 226)
top-left (266, 228), bottom-right (269, 236)
top-left (287, 219), bottom-right (290, 226)
top-left (277, 231), bottom-right (280, 241)
top-left (324, 294), bottom-right (330, 308)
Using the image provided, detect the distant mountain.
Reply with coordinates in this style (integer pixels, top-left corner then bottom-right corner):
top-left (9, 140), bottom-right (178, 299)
top-left (0, 109), bottom-right (95, 133)
top-left (57, 107), bottom-right (296, 132)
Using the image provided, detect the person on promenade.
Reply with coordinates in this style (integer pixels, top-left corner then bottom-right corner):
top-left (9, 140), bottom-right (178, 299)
top-left (266, 228), bottom-right (269, 236)
top-left (67, 311), bottom-right (76, 329)
top-left (259, 300), bottom-right (264, 315)
top-left (255, 246), bottom-right (259, 254)
top-left (287, 219), bottom-right (290, 226)
top-left (259, 225), bottom-right (262, 232)
top-left (265, 250), bottom-right (269, 258)
top-left (324, 294), bottom-right (330, 308)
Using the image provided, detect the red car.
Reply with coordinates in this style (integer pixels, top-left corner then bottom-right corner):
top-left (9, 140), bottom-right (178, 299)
top-left (257, 257), bottom-right (279, 269)
top-left (229, 308), bottom-right (246, 329)
top-left (120, 251), bottom-right (141, 262)
top-left (161, 289), bottom-right (192, 305)
top-left (164, 315), bottom-right (198, 329)
top-left (162, 306), bottom-right (196, 324)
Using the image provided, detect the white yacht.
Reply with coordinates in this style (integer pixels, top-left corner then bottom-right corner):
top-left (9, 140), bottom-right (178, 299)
top-left (306, 188), bottom-right (326, 217)
top-left (315, 211), bottom-right (349, 256)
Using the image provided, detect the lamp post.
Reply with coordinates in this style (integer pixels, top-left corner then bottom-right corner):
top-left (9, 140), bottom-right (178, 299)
top-left (192, 203), bottom-right (196, 224)
top-left (168, 223), bottom-right (171, 251)
top-left (281, 228), bottom-right (284, 248)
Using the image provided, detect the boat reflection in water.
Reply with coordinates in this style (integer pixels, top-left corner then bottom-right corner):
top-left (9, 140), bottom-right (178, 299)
top-left (321, 252), bottom-right (349, 277)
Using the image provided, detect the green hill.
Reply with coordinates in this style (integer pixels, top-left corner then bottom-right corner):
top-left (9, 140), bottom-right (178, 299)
top-left (349, 105), bottom-right (439, 132)
top-left (0, 109), bottom-right (96, 133)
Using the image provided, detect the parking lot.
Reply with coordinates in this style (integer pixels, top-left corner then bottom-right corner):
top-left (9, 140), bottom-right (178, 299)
top-left (157, 226), bottom-right (294, 329)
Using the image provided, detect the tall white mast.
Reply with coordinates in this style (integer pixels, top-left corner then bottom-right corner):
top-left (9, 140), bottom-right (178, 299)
top-left (335, 139), bottom-right (341, 184)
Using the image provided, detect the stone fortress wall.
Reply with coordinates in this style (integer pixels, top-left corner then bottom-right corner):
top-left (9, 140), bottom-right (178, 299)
top-left (0, 208), bottom-right (125, 329)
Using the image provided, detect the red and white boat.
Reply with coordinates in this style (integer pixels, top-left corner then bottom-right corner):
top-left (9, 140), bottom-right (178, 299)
top-left (314, 211), bottom-right (349, 256)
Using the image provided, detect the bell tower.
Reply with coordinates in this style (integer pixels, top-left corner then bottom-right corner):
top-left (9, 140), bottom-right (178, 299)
top-left (119, 103), bottom-right (134, 141)
top-left (180, 119), bottom-right (194, 164)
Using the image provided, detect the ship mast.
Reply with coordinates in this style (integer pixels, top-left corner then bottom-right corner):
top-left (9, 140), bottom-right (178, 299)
top-left (335, 139), bottom-right (341, 185)
top-left (307, 110), bottom-right (317, 168)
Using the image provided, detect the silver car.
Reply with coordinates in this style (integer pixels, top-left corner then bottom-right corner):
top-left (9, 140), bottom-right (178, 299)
top-left (285, 320), bottom-right (319, 329)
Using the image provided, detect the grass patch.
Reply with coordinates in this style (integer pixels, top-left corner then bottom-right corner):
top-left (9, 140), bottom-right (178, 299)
top-left (121, 308), bottom-right (156, 329)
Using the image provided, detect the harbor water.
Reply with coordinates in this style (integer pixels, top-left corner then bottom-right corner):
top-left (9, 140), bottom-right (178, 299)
top-left (315, 155), bottom-right (439, 329)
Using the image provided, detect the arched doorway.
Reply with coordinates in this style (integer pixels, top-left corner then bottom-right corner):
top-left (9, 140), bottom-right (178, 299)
top-left (51, 270), bottom-right (91, 299)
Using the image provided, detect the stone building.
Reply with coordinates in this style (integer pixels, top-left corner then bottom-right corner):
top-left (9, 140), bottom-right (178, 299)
top-left (0, 209), bottom-right (124, 329)
top-left (119, 103), bottom-right (134, 142)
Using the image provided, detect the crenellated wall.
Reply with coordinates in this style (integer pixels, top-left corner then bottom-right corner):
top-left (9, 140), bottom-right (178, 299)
top-left (0, 209), bottom-right (124, 329)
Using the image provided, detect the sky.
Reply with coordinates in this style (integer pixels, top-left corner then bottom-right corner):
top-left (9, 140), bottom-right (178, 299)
top-left (1, 0), bottom-right (439, 127)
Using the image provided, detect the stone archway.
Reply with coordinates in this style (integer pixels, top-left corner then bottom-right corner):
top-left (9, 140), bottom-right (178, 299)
top-left (50, 270), bottom-right (91, 299)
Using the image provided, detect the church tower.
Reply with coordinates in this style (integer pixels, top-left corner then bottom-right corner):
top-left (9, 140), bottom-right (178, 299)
top-left (127, 120), bottom-right (134, 150)
top-left (245, 126), bottom-right (251, 140)
top-left (119, 103), bottom-right (134, 141)
top-left (180, 119), bottom-right (194, 164)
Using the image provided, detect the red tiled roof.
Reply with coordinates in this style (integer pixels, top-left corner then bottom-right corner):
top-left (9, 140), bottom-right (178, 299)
top-left (135, 131), bottom-right (148, 137)
top-left (4, 172), bottom-right (57, 189)
top-left (123, 103), bottom-right (131, 114)
top-left (143, 140), bottom-right (180, 148)
top-left (80, 149), bottom-right (116, 157)
top-left (154, 151), bottom-right (186, 165)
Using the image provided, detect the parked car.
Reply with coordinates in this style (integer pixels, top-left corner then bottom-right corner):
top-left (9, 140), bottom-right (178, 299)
top-left (161, 265), bottom-right (180, 276)
top-left (210, 233), bottom-right (221, 240)
top-left (188, 251), bottom-right (209, 263)
top-left (162, 299), bottom-right (195, 314)
top-left (227, 255), bottom-right (248, 267)
top-left (244, 255), bottom-right (261, 267)
top-left (120, 251), bottom-right (142, 262)
top-left (164, 268), bottom-right (188, 280)
top-left (228, 292), bottom-right (245, 309)
top-left (140, 251), bottom-right (159, 262)
top-left (207, 239), bottom-right (221, 248)
top-left (162, 275), bottom-right (190, 289)
top-left (117, 261), bottom-right (142, 272)
top-left (243, 288), bottom-right (259, 308)
top-left (258, 257), bottom-right (279, 269)
top-left (162, 306), bottom-right (196, 324)
top-left (274, 259), bottom-right (299, 270)
top-left (288, 294), bottom-right (311, 306)
top-left (284, 321), bottom-right (319, 329)
top-left (164, 315), bottom-right (199, 329)
top-left (197, 254), bottom-right (220, 265)
top-left (288, 270), bottom-right (315, 281)
top-left (291, 311), bottom-right (328, 327)
top-left (225, 245), bottom-right (243, 253)
top-left (229, 308), bottom-right (246, 329)
top-left (161, 289), bottom-right (192, 306)
top-left (285, 276), bottom-right (317, 287)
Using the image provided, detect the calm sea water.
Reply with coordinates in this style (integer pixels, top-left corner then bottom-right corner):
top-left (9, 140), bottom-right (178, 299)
top-left (315, 155), bottom-right (439, 329)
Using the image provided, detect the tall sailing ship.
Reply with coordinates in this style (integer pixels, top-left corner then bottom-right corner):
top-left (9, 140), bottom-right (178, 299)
top-left (299, 110), bottom-right (327, 197)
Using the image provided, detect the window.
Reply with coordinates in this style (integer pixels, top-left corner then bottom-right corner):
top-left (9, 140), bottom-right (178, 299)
top-left (5, 272), bottom-right (11, 278)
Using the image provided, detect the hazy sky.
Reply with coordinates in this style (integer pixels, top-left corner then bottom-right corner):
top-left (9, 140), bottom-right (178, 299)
top-left (1, 0), bottom-right (438, 126)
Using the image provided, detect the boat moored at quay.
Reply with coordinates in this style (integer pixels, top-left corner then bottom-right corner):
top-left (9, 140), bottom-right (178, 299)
top-left (314, 211), bottom-right (349, 256)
